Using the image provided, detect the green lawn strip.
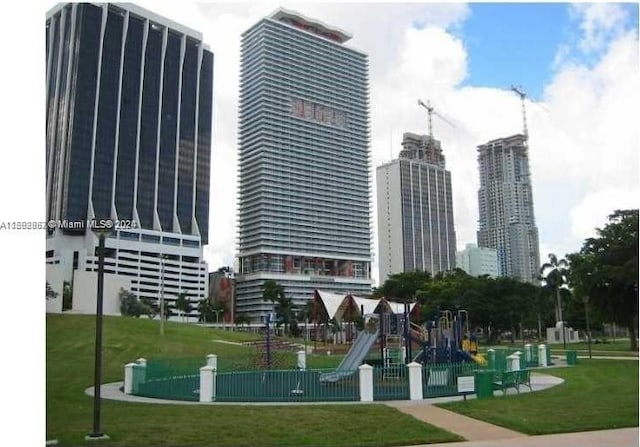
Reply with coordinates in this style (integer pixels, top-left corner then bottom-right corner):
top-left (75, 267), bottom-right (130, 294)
top-left (47, 314), bottom-right (461, 446)
top-left (438, 360), bottom-right (639, 435)
top-left (56, 403), bottom-right (462, 447)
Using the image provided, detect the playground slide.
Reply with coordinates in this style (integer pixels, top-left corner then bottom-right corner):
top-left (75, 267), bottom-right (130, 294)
top-left (319, 327), bottom-right (380, 383)
top-left (457, 349), bottom-right (486, 365)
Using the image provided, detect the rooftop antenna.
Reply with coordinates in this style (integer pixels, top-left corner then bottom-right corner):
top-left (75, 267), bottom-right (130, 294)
top-left (511, 85), bottom-right (528, 141)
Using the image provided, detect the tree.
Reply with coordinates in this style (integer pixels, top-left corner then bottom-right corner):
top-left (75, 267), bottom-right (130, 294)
top-left (118, 288), bottom-right (149, 317)
top-left (568, 209), bottom-right (638, 351)
top-left (46, 281), bottom-right (58, 301)
top-left (197, 299), bottom-right (215, 323)
top-left (211, 301), bottom-right (226, 324)
top-left (262, 279), bottom-right (295, 335)
top-left (141, 297), bottom-right (158, 319)
top-left (234, 314), bottom-right (251, 327)
top-left (373, 270), bottom-right (432, 301)
top-left (175, 293), bottom-right (191, 323)
top-left (540, 253), bottom-right (570, 325)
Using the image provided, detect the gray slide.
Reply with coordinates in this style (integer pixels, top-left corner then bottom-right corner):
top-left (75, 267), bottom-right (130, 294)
top-left (319, 327), bottom-right (379, 383)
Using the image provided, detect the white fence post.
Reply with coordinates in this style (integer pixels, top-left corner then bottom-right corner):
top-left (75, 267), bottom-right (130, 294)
top-left (511, 351), bottom-right (522, 371)
top-left (134, 358), bottom-right (147, 386)
top-left (487, 349), bottom-right (495, 367)
top-left (538, 344), bottom-right (548, 367)
top-left (206, 354), bottom-right (217, 369)
top-left (297, 350), bottom-right (306, 370)
top-left (524, 344), bottom-right (533, 364)
top-left (358, 364), bottom-right (374, 402)
top-left (407, 362), bottom-right (423, 401)
top-left (200, 365), bottom-right (214, 402)
top-left (123, 362), bottom-right (136, 394)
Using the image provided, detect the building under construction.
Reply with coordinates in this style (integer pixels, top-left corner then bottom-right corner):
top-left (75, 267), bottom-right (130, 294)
top-left (476, 133), bottom-right (540, 283)
top-left (377, 132), bottom-right (457, 284)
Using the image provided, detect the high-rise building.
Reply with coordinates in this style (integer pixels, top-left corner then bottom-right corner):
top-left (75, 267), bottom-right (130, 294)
top-left (235, 9), bottom-right (372, 322)
top-left (45, 3), bottom-right (213, 314)
top-left (456, 243), bottom-right (499, 278)
top-left (377, 132), bottom-right (457, 284)
top-left (476, 134), bottom-right (540, 283)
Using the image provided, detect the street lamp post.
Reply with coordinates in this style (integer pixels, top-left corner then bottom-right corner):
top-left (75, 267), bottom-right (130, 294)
top-left (584, 295), bottom-right (592, 360)
top-left (86, 223), bottom-right (112, 440)
top-left (159, 255), bottom-right (165, 335)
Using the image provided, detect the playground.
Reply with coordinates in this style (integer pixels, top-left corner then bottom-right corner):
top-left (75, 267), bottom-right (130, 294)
top-left (45, 313), bottom-right (638, 446)
top-left (126, 290), bottom-right (560, 404)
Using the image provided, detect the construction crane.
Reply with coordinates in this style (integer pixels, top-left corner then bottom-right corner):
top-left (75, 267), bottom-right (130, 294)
top-left (511, 85), bottom-right (528, 141)
top-left (417, 99), bottom-right (455, 140)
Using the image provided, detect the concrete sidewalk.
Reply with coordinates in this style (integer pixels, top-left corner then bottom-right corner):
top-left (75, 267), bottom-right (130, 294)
top-left (405, 427), bottom-right (638, 447)
top-left (385, 373), bottom-right (562, 442)
top-left (388, 403), bottom-right (525, 442)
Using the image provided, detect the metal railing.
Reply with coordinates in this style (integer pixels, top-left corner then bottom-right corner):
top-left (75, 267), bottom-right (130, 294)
top-left (215, 368), bottom-right (360, 402)
top-left (373, 364), bottom-right (409, 401)
top-left (134, 357), bottom-right (202, 401)
top-left (422, 361), bottom-right (481, 398)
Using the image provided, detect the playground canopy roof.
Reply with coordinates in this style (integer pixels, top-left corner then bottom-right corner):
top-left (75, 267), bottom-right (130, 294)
top-left (312, 290), bottom-right (419, 322)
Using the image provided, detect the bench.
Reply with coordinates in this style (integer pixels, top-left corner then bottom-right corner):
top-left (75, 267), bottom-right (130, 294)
top-left (493, 370), bottom-right (518, 395)
top-left (515, 369), bottom-right (532, 392)
top-left (493, 369), bottom-right (532, 395)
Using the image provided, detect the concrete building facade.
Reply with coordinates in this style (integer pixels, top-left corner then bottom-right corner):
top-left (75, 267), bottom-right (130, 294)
top-left (45, 3), bottom-right (213, 314)
top-left (377, 133), bottom-right (457, 284)
top-left (476, 134), bottom-right (540, 284)
top-left (235, 9), bottom-right (373, 322)
top-left (456, 243), bottom-right (499, 278)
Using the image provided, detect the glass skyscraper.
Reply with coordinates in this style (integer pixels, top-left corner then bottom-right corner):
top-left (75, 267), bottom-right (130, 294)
top-left (377, 133), bottom-right (457, 284)
top-left (45, 3), bottom-right (213, 314)
top-left (477, 134), bottom-right (540, 283)
top-left (236, 9), bottom-right (372, 321)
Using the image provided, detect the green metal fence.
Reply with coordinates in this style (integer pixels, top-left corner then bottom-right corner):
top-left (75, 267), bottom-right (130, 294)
top-left (134, 357), bottom-right (203, 402)
top-left (215, 368), bottom-right (360, 402)
top-left (373, 364), bottom-right (409, 401)
top-left (422, 362), bottom-right (481, 398)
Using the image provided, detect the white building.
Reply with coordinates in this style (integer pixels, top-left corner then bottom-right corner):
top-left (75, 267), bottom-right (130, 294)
top-left (456, 243), bottom-right (499, 278)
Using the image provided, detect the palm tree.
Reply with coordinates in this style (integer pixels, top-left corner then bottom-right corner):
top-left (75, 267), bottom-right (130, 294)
top-left (175, 293), bottom-right (191, 323)
top-left (541, 254), bottom-right (569, 322)
top-left (541, 253), bottom-right (570, 346)
top-left (262, 279), bottom-right (295, 336)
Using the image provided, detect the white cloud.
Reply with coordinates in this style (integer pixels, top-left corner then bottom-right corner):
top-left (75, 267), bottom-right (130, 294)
top-left (133, 3), bottom-right (638, 285)
top-left (570, 3), bottom-right (628, 54)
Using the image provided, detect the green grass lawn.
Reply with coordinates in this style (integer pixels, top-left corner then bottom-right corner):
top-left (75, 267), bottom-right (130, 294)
top-left (46, 314), bottom-right (461, 446)
top-left (440, 359), bottom-right (639, 434)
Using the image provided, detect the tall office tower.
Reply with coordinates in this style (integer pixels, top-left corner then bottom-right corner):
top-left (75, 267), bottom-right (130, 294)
top-left (377, 132), bottom-right (457, 284)
top-left (45, 3), bottom-right (213, 315)
top-left (236, 9), bottom-right (372, 322)
top-left (476, 134), bottom-right (540, 284)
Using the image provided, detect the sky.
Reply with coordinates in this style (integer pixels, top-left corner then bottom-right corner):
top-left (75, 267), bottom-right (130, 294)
top-left (123, 1), bottom-right (639, 285)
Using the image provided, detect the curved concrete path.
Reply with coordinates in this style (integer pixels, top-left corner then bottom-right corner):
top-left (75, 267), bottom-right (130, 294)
top-left (385, 373), bottom-right (563, 442)
top-left (405, 427), bottom-right (638, 447)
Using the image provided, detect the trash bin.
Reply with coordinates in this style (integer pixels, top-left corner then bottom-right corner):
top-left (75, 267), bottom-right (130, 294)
top-left (566, 350), bottom-right (578, 365)
top-left (474, 369), bottom-right (494, 399)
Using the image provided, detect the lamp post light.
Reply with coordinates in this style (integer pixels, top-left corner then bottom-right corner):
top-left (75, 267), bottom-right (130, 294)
top-left (86, 219), bottom-right (113, 441)
top-left (584, 295), bottom-right (592, 360)
top-left (159, 255), bottom-right (166, 335)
